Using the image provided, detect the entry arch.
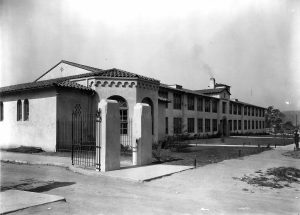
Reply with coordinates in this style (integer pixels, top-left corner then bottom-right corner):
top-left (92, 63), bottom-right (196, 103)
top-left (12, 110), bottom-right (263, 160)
top-left (141, 97), bottom-right (154, 135)
top-left (108, 95), bottom-right (128, 135)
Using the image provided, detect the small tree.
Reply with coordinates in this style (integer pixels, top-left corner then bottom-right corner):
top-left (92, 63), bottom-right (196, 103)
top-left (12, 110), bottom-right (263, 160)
top-left (265, 106), bottom-right (285, 131)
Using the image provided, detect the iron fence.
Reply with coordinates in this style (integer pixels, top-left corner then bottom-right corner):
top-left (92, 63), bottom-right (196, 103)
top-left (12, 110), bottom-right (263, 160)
top-left (120, 118), bottom-right (133, 155)
top-left (71, 109), bottom-right (100, 168)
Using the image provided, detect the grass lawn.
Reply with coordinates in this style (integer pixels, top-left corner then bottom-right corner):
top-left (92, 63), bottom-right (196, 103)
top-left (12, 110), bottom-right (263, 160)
top-left (186, 136), bottom-right (294, 146)
top-left (154, 146), bottom-right (271, 167)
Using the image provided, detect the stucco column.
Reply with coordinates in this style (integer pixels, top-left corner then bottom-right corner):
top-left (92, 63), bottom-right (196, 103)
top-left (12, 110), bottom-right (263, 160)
top-left (132, 103), bottom-right (152, 166)
top-left (98, 99), bottom-right (120, 172)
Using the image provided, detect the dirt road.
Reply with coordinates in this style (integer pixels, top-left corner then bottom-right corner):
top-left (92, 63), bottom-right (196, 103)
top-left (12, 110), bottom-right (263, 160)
top-left (1, 146), bottom-right (299, 214)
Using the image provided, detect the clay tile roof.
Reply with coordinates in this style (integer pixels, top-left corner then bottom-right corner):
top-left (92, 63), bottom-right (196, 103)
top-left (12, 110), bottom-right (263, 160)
top-left (0, 78), bottom-right (93, 94)
top-left (55, 81), bottom-right (94, 91)
top-left (195, 88), bottom-right (231, 95)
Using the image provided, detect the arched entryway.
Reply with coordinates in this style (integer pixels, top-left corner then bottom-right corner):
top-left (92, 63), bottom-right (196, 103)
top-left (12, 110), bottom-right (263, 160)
top-left (107, 95), bottom-right (128, 135)
top-left (141, 97), bottom-right (154, 135)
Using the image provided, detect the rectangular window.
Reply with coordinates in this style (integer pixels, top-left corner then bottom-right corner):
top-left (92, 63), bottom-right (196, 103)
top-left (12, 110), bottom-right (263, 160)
top-left (212, 100), bottom-right (218, 113)
top-left (238, 105), bottom-right (241, 115)
top-left (256, 108), bottom-right (258, 117)
top-left (238, 120), bottom-right (241, 130)
top-left (205, 99), bottom-right (210, 112)
top-left (233, 104), bottom-right (237, 115)
top-left (120, 109), bottom-right (128, 135)
top-left (205, 119), bottom-right (211, 132)
top-left (244, 120), bottom-right (247, 130)
top-left (165, 117), bottom-right (168, 134)
top-left (229, 120), bottom-right (232, 131)
top-left (229, 103), bottom-right (233, 114)
top-left (252, 107), bottom-right (254, 116)
top-left (159, 91), bottom-right (168, 108)
top-left (256, 121), bottom-right (258, 129)
top-left (187, 95), bottom-right (195, 110)
top-left (248, 107), bottom-right (250, 116)
top-left (248, 120), bottom-right (250, 129)
top-left (187, 118), bottom-right (195, 133)
top-left (252, 120), bottom-right (254, 129)
top-left (173, 93), bottom-right (182, 110)
top-left (262, 110), bottom-right (265, 117)
top-left (222, 102), bottom-right (226, 114)
top-left (213, 119), bottom-right (217, 132)
top-left (262, 121), bottom-right (265, 128)
top-left (197, 97), bottom-right (203, 111)
top-left (0, 101), bottom-right (3, 121)
top-left (197, 118), bottom-right (203, 133)
top-left (173, 117), bottom-right (182, 134)
top-left (259, 121), bottom-right (262, 129)
top-left (244, 106), bottom-right (247, 115)
top-left (234, 120), bottom-right (237, 131)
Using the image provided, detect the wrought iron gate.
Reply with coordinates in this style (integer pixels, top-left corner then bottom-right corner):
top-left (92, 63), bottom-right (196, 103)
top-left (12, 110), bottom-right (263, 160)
top-left (71, 106), bottom-right (101, 169)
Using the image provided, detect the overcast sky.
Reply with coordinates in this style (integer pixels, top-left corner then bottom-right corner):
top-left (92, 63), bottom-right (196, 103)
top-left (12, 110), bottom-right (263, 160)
top-left (0, 0), bottom-right (299, 111)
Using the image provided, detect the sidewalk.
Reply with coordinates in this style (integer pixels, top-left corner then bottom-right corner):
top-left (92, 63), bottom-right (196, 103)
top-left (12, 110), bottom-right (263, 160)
top-left (0, 151), bottom-right (193, 182)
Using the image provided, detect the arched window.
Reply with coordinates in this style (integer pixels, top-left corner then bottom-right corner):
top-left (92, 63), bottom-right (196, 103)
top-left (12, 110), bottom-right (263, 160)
top-left (108, 96), bottom-right (128, 135)
top-left (141, 97), bottom-right (154, 135)
top-left (0, 101), bottom-right (3, 121)
top-left (24, 99), bottom-right (29, 121)
top-left (17, 100), bottom-right (22, 121)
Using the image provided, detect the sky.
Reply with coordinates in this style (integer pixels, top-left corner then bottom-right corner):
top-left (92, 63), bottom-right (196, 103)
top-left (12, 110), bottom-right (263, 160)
top-left (0, 0), bottom-right (299, 111)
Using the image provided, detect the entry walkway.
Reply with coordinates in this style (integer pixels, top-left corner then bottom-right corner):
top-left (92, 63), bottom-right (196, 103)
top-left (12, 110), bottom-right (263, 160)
top-left (0, 151), bottom-right (193, 182)
top-left (0, 190), bottom-right (65, 214)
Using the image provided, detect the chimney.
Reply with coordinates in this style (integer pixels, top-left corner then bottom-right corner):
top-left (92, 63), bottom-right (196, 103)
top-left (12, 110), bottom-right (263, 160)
top-left (209, 78), bottom-right (215, 89)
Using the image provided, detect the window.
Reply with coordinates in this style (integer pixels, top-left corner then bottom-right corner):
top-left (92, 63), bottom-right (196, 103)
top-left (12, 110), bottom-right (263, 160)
top-left (252, 120), bottom-right (254, 129)
top-left (197, 118), bottom-right (203, 133)
top-left (187, 95), bottom-right (195, 110)
top-left (256, 108), bottom-right (258, 117)
top-left (238, 105), bottom-right (241, 115)
top-left (244, 120), bottom-right (247, 130)
top-left (238, 120), bottom-right (241, 130)
top-left (212, 100), bottom-right (218, 113)
top-left (197, 97), bottom-right (203, 111)
top-left (173, 93), bottom-right (182, 110)
top-left (248, 107), bottom-right (250, 116)
top-left (262, 110), bottom-right (265, 117)
top-left (234, 120), bottom-right (237, 131)
top-left (259, 121), bottom-right (262, 129)
top-left (165, 117), bottom-right (168, 134)
top-left (24, 99), bottom-right (29, 121)
top-left (252, 107), bottom-right (254, 116)
top-left (233, 104), bottom-right (237, 115)
top-left (159, 91), bottom-right (168, 108)
top-left (262, 121), bottom-right (265, 128)
top-left (0, 101), bottom-right (3, 121)
top-left (256, 121), bottom-right (258, 129)
top-left (230, 103), bottom-right (233, 114)
top-left (248, 120), bottom-right (250, 129)
top-left (213, 119), bottom-right (217, 132)
top-left (173, 117), bottom-right (182, 134)
top-left (17, 100), bottom-right (22, 121)
top-left (187, 118), bottom-right (195, 133)
top-left (229, 120), bottom-right (232, 131)
top-left (205, 99), bottom-right (210, 112)
top-left (244, 106), bottom-right (247, 115)
top-left (205, 119), bottom-right (211, 132)
top-left (109, 96), bottom-right (128, 135)
top-left (222, 102), bottom-right (226, 114)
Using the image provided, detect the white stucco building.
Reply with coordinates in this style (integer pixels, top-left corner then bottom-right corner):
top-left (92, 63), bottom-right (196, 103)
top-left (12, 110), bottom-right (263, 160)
top-left (0, 60), bottom-right (266, 151)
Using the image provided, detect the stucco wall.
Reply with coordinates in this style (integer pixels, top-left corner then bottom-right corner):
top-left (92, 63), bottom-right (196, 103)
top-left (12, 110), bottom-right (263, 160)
top-left (0, 89), bottom-right (57, 151)
top-left (136, 83), bottom-right (159, 142)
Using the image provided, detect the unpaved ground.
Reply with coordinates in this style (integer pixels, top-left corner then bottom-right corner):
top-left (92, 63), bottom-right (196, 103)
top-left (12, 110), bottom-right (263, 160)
top-left (1, 146), bottom-right (300, 214)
